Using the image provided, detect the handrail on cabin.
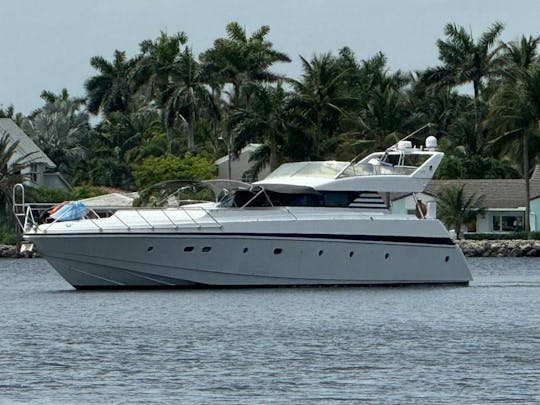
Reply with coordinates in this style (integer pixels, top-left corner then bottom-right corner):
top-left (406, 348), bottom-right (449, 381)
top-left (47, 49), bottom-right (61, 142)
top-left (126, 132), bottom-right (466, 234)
top-left (14, 183), bottom-right (301, 234)
top-left (21, 204), bottom-right (226, 233)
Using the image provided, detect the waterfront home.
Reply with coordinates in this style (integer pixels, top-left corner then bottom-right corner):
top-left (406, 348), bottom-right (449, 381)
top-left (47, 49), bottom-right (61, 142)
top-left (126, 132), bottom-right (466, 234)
top-left (0, 118), bottom-right (70, 190)
top-left (215, 143), bottom-right (271, 181)
top-left (391, 166), bottom-right (540, 233)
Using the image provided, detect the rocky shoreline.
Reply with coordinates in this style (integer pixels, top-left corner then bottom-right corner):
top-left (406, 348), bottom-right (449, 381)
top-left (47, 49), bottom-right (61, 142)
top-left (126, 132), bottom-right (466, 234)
top-left (0, 244), bottom-right (39, 259)
top-left (3, 240), bottom-right (540, 259)
top-left (457, 239), bottom-right (540, 257)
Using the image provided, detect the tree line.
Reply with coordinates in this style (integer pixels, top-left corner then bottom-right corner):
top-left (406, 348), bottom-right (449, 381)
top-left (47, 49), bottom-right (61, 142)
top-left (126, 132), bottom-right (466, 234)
top-left (2, 20), bottom-right (540, 193)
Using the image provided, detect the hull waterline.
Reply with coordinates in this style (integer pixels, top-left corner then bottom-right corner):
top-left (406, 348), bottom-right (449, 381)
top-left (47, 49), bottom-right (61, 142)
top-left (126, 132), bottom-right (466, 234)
top-left (29, 232), bottom-right (472, 289)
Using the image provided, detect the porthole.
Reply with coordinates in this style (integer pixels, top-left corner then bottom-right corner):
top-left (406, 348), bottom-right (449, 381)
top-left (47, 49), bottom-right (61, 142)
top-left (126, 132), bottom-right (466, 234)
top-left (384, 253), bottom-right (390, 259)
top-left (147, 246), bottom-right (154, 252)
top-left (184, 246), bottom-right (194, 252)
top-left (445, 256), bottom-right (450, 262)
top-left (274, 248), bottom-right (283, 255)
top-left (202, 246), bottom-right (212, 253)
top-left (349, 251), bottom-right (354, 258)
top-left (318, 250), bottom-right (324, 256)
top-left (243, 247), bottom-right (249, 254)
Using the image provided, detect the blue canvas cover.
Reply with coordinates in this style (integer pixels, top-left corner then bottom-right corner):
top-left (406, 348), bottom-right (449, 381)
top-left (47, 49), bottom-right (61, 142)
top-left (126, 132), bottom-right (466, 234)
top-left (49, 201), bottom-right (88, 222)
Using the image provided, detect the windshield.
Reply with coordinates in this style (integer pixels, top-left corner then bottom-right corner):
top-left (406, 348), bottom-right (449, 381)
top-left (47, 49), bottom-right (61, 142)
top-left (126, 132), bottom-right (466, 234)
top-left (339, 163), bottom-right (417, 177)
top-left (265, 161), bottom-right (349, 179)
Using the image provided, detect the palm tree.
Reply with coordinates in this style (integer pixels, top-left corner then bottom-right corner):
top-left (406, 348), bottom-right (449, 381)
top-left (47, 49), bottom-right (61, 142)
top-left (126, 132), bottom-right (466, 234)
top-left (423, 22), bottom-right (505, 154)
top-left (228, 84), bottom-right (290, 176)
top-left (288, 53), bottom-right (356, 158)
top-left (78, 109), bottom-right (165, 188)
top-left (85, 50), bottom-right (136, 114)
top-left (436, 183), bottom-right (485, 238)
top-left (199, 23), bottom-right (291, 163)
top-left (500, 35), bottom-right (540, 73)
top-left (161, 47), bottom-right (214, 152)
top-left (37, 88), bottom-right (82, 106)
top-left (356, 53), bottom-right (414, 152)
top-left (489, 65), bottom-right (540, 232)
top-left (22, 89), bottom-right (90, 178)
top-left (489, 37), bottom-right (540, 231)
top-left (200, 22), bottom-right (291, 106)
top-left (133, 31), bottom-right (188, 98)
top-left (409, 74), bottom-right (470, 138)
top-left (133, 31), bottom-right (213, 152)
top-left (0, 105), bottom-right (24, 126)
top-left (0, 131), bottom-right (33, 229)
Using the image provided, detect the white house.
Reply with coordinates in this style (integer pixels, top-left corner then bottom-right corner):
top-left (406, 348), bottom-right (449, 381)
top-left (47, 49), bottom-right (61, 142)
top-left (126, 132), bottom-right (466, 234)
top-left (215, 143), bottom-right (271, 181)
top-left (0, 118), bottom-right (70, 190)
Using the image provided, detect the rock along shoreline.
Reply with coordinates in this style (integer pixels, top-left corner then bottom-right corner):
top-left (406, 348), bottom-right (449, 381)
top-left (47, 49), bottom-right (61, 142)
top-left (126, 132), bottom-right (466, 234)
top-left (2, 241), bottom-right (540, 259)
top-left (0, 245), bottom-right (39, 259)
top-left (457, 239), bottom-right (540, 257)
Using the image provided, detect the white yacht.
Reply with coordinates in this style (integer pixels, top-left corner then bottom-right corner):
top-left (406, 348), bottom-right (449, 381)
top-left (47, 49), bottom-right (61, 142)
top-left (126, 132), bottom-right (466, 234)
top-left (15, 134), bottom-right (472, 289)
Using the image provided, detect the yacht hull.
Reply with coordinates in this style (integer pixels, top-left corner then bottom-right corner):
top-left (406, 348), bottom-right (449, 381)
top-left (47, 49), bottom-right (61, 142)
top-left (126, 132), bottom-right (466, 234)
top-left (29, 232), bottom-right (471, 289)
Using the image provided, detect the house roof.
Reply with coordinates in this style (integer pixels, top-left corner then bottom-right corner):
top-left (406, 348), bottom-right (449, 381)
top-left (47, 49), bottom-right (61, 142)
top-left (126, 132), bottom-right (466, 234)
top-left (391, 166), bottom-right (540, 209)
top-left (425, 179), bottom-right (530, 209)
top-left (0, 118), bottom-right (56, 168)
top-left (215, 143), bottom-right (263, 165)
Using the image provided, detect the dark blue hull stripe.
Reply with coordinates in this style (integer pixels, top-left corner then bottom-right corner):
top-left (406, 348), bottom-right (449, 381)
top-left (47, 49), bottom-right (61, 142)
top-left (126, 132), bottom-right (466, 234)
top-left (28, 232), bottom-right (455, 246)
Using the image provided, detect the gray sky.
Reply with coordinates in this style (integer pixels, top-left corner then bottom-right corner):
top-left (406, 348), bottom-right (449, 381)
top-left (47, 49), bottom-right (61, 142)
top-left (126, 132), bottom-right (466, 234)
top-left (1, 0), bottom-right (540, 114)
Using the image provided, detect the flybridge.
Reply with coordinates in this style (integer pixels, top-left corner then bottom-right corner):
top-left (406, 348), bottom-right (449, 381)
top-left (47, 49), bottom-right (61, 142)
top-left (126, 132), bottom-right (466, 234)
top-left (255, 127), bottom-right (443, 193)
top-left (257, 137), bottom-right (441, 181)
top-left (337, 132), bottom-right (442, 179)
top-left (255, 152), bottom-right (443, 193)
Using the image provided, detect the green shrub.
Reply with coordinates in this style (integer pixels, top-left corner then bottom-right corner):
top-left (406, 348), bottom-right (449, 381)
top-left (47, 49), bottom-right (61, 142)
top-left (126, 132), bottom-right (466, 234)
top-left (26, 185), bottom-right (106, 203)
top-left (26, 187), bottom-right (72, 203)
top-left (0, 223), bottom-right (18, 245)
top-left (70, 185), bottom-right (107, 200)
top-left (132, 153), bottom-right (216, 190)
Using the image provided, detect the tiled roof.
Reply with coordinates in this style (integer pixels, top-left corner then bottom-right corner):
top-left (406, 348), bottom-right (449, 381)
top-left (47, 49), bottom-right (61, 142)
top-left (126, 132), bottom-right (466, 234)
top-left (0, 118), bottom-right (56, 168)
top-left (425, 179), bottom-right (529, 208)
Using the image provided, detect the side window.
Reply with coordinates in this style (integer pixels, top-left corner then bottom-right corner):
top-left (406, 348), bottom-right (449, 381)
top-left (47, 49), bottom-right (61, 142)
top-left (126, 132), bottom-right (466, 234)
top-left (322, 192), bottom-right (356, 207)
top-left (218, 192), bottom-right (236, 207)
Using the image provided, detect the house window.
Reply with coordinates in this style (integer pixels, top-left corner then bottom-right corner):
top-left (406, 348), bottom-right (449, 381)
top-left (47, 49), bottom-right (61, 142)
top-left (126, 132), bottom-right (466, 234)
top-left (492, 215), bottom-right (500, 231)
top-left (27, 163), bottom-right (38, 183)
top-left (491, 214), bottom-right (524, 232)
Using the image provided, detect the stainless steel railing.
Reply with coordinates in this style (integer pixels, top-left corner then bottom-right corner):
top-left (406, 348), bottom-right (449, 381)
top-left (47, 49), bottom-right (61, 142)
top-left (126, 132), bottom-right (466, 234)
top-left (12, 183), bottom-right (225, 233)
top-left (13, 184), bottom-right (304, 234)
top-left (31, 205), bottom-right (225, 233)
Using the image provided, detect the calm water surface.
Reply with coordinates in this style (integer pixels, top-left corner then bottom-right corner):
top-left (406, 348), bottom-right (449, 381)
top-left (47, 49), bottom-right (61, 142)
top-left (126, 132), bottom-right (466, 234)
top-left (0, 258), bottom-right (539, 404)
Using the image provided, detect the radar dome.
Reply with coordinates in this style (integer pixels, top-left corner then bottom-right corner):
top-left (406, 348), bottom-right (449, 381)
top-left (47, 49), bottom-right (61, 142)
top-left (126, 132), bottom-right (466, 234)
top-left (425, 136), bottom-right (438, 150)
